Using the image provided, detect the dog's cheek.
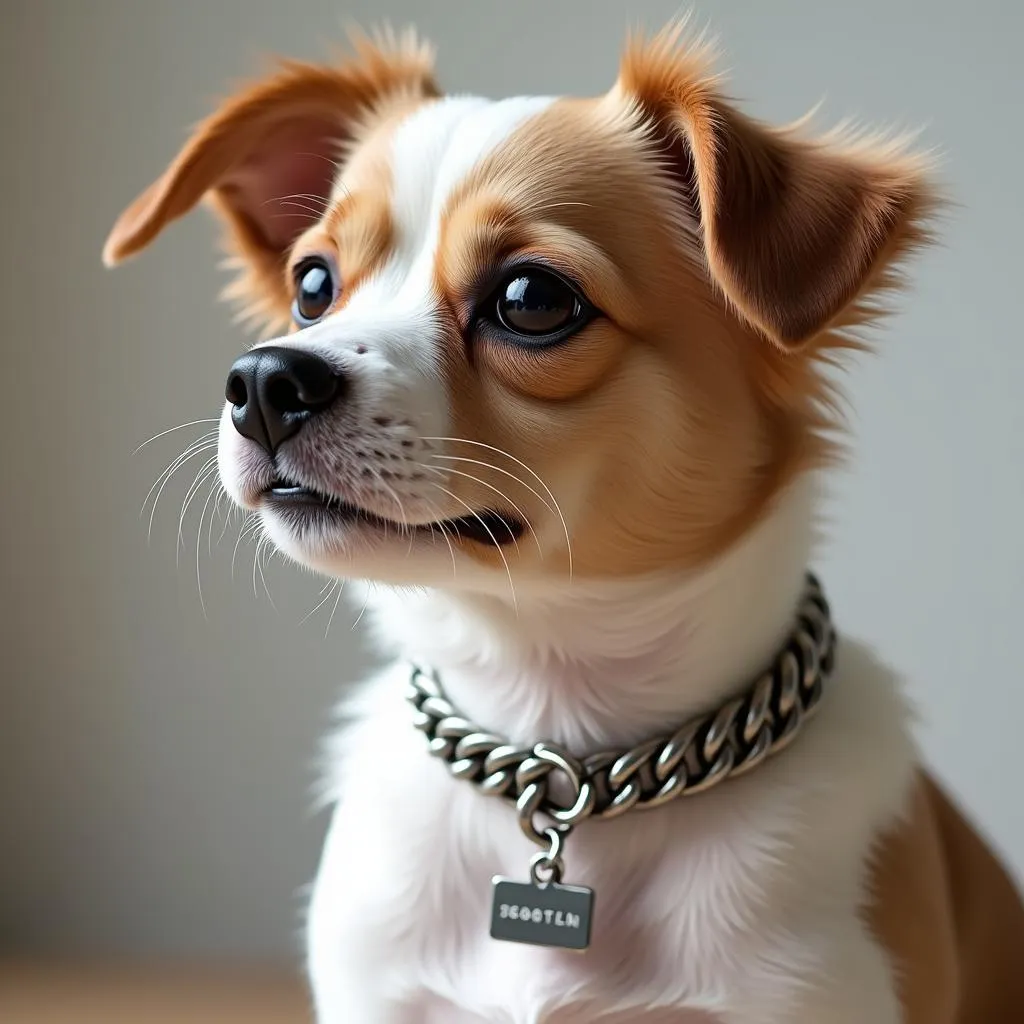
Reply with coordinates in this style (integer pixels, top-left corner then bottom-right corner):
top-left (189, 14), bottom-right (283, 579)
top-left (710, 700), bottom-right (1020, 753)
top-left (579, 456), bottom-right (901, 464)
top-left (477, 322), bottom-right (625, 402)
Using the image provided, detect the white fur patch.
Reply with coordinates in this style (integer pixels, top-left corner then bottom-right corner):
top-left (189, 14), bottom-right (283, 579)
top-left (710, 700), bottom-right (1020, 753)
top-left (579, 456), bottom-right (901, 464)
top-left (307, 476), bottom-right (916, 1022)
top-left (218, 95), bottom-right (557, 581)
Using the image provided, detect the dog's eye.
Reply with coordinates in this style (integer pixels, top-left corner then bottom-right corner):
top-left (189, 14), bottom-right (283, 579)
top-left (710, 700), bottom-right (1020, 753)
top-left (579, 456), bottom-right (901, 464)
top-left (485, 268), bottom-right (591, 344)
top-left (292, 258), bottom-right (337, 326)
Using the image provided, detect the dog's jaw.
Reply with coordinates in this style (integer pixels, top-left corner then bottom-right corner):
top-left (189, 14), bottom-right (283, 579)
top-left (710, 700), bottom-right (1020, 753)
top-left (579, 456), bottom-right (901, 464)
top-left (352, 474), bottom-right (820, 756)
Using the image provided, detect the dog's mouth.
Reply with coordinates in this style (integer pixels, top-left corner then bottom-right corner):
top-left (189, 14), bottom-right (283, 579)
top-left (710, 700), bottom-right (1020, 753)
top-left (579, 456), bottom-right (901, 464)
top-left (262, 478), bottom-right (524, 547)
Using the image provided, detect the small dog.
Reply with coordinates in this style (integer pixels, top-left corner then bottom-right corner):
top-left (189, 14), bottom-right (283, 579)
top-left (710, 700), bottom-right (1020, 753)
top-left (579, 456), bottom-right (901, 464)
top-left (105, 22), bottom-right (1024, 1023)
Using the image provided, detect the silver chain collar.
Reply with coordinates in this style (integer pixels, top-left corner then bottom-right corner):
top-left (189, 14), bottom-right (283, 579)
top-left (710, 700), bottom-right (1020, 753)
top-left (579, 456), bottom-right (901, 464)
top-left (407, 573), bottom-right (836, 852)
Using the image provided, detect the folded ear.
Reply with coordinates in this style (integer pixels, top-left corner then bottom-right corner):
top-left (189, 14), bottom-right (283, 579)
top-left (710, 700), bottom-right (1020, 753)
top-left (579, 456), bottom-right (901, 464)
top-left (103, 31), bottom-right (437, 269)
top-left (618, 27), bottom-right (937, 348)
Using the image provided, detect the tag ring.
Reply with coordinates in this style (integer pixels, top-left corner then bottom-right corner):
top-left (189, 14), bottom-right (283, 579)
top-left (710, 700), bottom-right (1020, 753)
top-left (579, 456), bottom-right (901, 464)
top-left (516, 743), bottom-right (596, 845)
top-left (528, 826), bottom-right (566, 886)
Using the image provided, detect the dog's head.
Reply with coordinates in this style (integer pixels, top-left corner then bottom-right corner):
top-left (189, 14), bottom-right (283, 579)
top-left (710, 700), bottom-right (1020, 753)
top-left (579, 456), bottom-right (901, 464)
top-left (104, 25), bottom-right (935, 591)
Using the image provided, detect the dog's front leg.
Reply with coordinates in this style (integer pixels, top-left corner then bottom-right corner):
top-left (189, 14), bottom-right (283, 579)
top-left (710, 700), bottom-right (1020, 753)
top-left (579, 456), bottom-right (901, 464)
top-left (307, 911), bottom-right (407, 1022)
top-left (306, 809), bottom-right (413, 1024)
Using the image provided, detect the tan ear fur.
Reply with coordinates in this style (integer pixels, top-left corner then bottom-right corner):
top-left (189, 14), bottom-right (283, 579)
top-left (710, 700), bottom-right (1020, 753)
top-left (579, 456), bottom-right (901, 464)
top-left (102, 29), bottom-right (437, 269)
top-left (618, 24), bottom-right (939, 347)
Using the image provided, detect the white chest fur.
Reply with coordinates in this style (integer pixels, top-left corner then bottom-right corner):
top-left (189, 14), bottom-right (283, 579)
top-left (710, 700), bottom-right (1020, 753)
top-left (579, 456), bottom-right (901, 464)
top-left (308, 642), bottom-right (914, 1023)
top-left (306, 484), bottom-right (917, 1022)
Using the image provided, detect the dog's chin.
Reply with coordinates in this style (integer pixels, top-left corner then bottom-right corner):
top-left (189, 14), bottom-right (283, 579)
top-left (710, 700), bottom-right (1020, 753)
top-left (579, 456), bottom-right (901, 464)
top-left (254, 476), bottom-right (525, 578)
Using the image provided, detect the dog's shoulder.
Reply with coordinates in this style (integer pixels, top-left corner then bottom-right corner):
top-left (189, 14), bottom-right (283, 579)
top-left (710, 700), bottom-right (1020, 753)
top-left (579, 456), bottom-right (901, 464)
top-left (865, 770), bottom-right (1024, 1024)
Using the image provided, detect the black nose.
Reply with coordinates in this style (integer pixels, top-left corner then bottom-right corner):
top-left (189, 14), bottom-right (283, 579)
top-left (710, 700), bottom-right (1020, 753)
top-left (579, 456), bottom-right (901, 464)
top-left (225, 346), bottom-right (342, 453)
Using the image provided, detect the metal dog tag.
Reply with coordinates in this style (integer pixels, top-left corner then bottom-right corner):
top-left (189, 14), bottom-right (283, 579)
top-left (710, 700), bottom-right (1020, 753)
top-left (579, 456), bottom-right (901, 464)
top-left (490, 876), bottom-right (594, 950)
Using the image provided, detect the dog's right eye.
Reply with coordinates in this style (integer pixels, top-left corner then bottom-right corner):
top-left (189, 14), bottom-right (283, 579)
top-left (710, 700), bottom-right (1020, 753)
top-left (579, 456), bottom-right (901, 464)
top-left (477, 266), bottom-right (594, 348)
top-left (292, 257), bottom-right (338, 327)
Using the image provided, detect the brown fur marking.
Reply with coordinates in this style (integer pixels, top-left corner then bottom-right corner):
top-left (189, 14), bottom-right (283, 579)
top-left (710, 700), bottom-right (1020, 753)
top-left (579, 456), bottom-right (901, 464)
top-left (866, 774), bottom-right (1024, 1022)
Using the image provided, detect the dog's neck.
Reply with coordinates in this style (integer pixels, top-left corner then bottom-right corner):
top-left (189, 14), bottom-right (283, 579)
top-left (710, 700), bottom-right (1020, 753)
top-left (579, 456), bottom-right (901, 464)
top-left (365, 477), bottom-right (820, 754)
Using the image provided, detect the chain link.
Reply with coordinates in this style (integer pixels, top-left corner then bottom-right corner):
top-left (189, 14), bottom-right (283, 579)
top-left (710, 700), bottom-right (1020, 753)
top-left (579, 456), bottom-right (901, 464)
top-left (408, 573), bottom-right (836, 847)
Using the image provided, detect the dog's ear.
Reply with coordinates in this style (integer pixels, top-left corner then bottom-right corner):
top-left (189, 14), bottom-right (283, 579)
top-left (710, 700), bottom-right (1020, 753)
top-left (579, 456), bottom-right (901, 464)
top-left (617, 27), bottom-right (936, 348)
top-left (103, 31), bottom-right (437, 271)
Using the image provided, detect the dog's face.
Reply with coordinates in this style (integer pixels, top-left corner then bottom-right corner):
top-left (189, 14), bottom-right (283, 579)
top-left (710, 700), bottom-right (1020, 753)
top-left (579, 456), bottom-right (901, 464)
top-left (105, 28), bottom-right (933, 591)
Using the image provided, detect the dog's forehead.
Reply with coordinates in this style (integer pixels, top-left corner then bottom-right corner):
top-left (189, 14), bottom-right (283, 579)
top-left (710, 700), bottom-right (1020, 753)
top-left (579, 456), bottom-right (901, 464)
top-left (333, 95), bottom-right (558, 318)
top-left (387, 95), bottom-right (555, 246)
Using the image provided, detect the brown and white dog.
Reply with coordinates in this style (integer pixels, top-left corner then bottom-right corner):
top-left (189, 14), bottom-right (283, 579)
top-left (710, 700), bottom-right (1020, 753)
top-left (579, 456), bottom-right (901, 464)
top-left (104, 22), bottom-right (1024, 1024)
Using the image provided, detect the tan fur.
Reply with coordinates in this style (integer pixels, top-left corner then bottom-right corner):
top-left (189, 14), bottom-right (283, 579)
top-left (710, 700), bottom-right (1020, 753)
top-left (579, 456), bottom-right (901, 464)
top-left (430, 97), bottom-right (775, 575)
top-left (427, 60), bottom-right (935, 575)
top-left (617, 25), bottom-right (939, 348)
top-left (103, 30), bottom-right (438, 333)
top-left (866, 774), bottom-right (1024, 1022)
top-left (283, 104), bottom-right (421, 328)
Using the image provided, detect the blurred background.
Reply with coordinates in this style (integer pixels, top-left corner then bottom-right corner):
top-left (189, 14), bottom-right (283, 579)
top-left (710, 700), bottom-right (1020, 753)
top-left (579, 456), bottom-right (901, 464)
top-left (2, 0), bottom-right (1022, 1013)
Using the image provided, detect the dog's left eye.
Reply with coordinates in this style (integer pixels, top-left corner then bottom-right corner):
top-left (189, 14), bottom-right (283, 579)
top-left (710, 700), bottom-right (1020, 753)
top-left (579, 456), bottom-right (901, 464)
top-left (292, 257), bottom-right (338, 327)
top-left (481, 268), bottom-right (592, 345)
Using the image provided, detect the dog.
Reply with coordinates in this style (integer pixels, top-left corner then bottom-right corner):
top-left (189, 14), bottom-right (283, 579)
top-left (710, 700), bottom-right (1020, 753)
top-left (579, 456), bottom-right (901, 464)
top-left (104, 22), bottom-right (1024, 1023)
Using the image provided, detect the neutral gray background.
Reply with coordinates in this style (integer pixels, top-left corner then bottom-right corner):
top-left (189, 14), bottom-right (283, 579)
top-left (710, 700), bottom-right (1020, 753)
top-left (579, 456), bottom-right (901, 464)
top-left (2, 0), bottom-right (1022, 964)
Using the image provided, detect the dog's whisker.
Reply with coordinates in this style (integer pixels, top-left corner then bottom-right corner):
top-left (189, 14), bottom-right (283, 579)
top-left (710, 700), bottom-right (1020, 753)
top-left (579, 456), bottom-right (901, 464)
top-left (261, 191), bottom-right (331, 209)
top-left (206, 485), bottom-right (225, 556)
top-left (349, 583), bottom-right (371, 633)
top-left (427, 454), bottom-right (557, 519)
top-left (141, 436), bottom-right (218, 537)
top-left (262, 541), bottom-right (278, 586)
top-left (142, 431), bottom-right (217, 505)
top-left (423, 438), bottom-right (573, 580)
top-left (366, 472), bottom-right (413, 537)
top-left (428, 482), bottom-right (518, 613)
top-left (195, 477), bottom-right (223, 621)
top-left (420, 497), bottom-right (459, 580)
top-left (176, 457), bottom-right (219, 566)
top-left (300, 578), bottom-right (341, 626)
top-left (252, 537), bottom-right (264, 601)
top-left (254, 537), bottom-right (277, 609)
top-left (268, 210), bottom-right (322, 224)
top-left (134, 419), bottom-right (220, 454)
top-left (436, 523), bottom-right (459, 581)
top-left (417, 463), bottom-right (537, 559)
top-left (437, 469), bottom-right (524, 560)
top-left (272, 194), bottom-right (330, 207)
top-left (252, 538), bottom-right (262, 600)
top-left (295, 151), bottom-right (345, 174)
top-left (371, 477), bottom-right (417, 557)
top-left (326, 579), bottom-right (348, 638)
top-left (211, 488), bottom-right (231, 552)
top-left (274, 199), bottom-right (331, 217)
top-left (231, 513), bottom-right (261, 581)
top-left (253, 537), bottom-right (269, 604)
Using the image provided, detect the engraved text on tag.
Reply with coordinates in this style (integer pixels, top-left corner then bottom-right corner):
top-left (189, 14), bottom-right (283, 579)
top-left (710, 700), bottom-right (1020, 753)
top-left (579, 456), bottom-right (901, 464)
top-left (490, 877), bottom-right (594, 951)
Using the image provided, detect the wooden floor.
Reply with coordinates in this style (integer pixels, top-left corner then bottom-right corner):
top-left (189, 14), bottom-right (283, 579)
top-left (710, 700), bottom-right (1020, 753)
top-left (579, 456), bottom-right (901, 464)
top-left (0, 962), bottom-right (312, 1024)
